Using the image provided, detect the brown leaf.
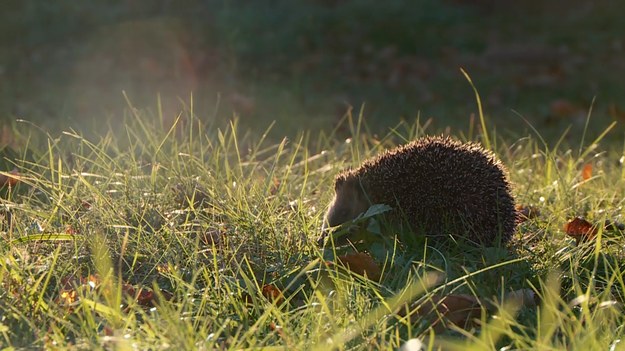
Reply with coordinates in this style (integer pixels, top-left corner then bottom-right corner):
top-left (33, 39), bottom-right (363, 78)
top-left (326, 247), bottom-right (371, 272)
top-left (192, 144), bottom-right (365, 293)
top-left (270, 177), bottom-right (281, 195)
top-left (156, 264), bottom-right (173, 274)
top-left (81, 274), bottom-right (101, 288)
top-left (136, 289), bottom-right (156, 307)
top-left (58, 289), bottom-right (78, 306)
top-left (262, 284), bottom-right (284, 305)
top-left (564, 217), bottom-right (598, 244)
top-left (581, 163), bottom-right (593, 181)
top-left (516, 204), bottom-right (540, 223)
top-left (0, 168), bottom-right (20, 188)
top-left (410, 294), bottom-right (483, 333)
top-left (337, 252), bottom-right (382, 281)
top-left (56, 274), bottom-right (97, 309)
top-left (56, 274), bottom-right (167, 311)
top-left (103, 325), bottom-right (114, 336)
top-left (269, 322), bottom-right (287, 340)
top-left (120, 282), bottom-right (136, 295)
top-left (121, 283), bottom-right (160, 308)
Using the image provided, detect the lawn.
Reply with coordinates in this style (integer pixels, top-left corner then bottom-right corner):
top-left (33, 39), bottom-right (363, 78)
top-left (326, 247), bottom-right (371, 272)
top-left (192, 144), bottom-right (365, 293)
top-left (2, 1), bottom-right (625, 350)
top-left (1, 110), bottom-right (624, 349)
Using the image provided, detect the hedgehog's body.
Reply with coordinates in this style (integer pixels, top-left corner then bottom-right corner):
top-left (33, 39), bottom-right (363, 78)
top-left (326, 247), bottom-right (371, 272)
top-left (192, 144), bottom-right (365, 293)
top-left (323, 136), bottom-right (516, 246)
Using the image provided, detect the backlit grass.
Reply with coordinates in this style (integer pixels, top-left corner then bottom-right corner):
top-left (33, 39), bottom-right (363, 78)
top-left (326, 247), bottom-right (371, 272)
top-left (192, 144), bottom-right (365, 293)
top-left (1, 106), bottom-right (624, 350)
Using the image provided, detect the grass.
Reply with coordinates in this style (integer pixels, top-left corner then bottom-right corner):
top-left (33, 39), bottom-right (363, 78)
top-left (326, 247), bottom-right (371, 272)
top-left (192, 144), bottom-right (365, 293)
top-left (3, 2), bottom-right (625, 349)
top-left (1, 101), bottom-right (625, 350)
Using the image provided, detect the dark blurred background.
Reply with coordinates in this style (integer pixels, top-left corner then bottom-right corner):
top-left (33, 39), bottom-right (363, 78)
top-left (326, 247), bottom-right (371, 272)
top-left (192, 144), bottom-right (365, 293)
top-left (2, 0), bottom-right (625, 140)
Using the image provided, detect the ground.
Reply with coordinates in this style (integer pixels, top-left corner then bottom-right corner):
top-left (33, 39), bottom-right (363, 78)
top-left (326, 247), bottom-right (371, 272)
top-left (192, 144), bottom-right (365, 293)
top-left (1, 1), bottom-right (625, 350)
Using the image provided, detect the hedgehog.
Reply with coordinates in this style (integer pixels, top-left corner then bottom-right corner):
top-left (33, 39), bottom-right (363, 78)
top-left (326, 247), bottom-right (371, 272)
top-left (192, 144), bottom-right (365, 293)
top-left (321, 136), bottom-right (516, 246)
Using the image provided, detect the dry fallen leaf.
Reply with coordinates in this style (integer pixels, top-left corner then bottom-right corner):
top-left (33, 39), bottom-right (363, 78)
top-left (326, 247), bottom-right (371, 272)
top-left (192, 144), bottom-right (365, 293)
top-left (515, 204), bottom-right (540, 223)
top-left (136, 289), bottom-right (156, 307)
top-left (410, 294), bottom-right (483, 333)
top-left (402, 289), bottom-right (538, 334)
top-left (336, 252), bottom-right (382, 281)
top-left (0, 168), bottom-right (20, 188)
top-left (55, 274), bottom-right (97, 309)
top-left (56, 274), bottom-right (169, 311)
top-left (269, 322), bottom-right (287, 340)
top-left (272, 177), bottom-right (281, 195)
top-left (58, 288), bottom-right (78, 306)
top-left (581, 163), bottom-right (593, 181)
top-left (81, 274), bottom-right (101, 289)
top-left (262, 284), bottom-right (284, 305)
top-left (102, 325), bottom-right (114, 336)
top-left (156, 264), bottom-right (174, 274)
top-left (121, 283), bottom-right (172, 308)
top-left (564, 217), bottom-right (597, 244)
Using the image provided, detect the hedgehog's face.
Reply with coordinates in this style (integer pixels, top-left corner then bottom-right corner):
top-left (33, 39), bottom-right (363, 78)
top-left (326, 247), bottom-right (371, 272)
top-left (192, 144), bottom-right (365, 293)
top-left (321, 175), bottom-right (369, 234)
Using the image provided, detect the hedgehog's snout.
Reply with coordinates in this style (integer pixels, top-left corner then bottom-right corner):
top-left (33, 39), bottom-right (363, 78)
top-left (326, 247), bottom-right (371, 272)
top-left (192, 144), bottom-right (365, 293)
top-left (320, 173), bottom-right (373, 247)
top-left (318, 219), bottom-right (350, 247)
top-left (319, 199), bottom-right (342, 246)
